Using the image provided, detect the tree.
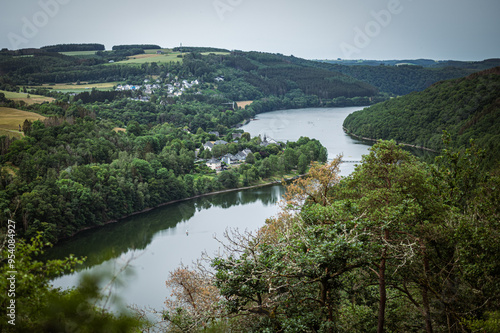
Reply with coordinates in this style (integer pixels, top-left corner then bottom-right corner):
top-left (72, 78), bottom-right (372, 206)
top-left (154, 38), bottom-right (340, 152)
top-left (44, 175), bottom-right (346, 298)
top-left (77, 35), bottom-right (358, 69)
top-left (163, 266), bottom-right (221, 332)
top-left (241, 132), bottom-right (251, 142)
top-left (0, 233), bottom-right (144, 331)
top-left (22, 119), bottom-right (32, 136)
top-left (340, 141), bottom-right (439, 332)
top-left (297, 153), bottom-right (309, 174)
top-left (245, 152), bottom-right (255, 164)
top-left (218, 170), bottom-right (239, 189)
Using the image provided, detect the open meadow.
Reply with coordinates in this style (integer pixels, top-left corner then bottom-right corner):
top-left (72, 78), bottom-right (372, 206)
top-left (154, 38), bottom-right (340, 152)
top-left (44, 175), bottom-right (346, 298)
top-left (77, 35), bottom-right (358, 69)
top-left (0, 107), bottom-right (46, 138)
top-left (29, 82), bottom-right (119, 93)
top-left (0, 90), bottom-right (54, 105)
top-left (60, 51), bottom-right (98, 56)
top-left (111, 50), bottom-right (184, 65)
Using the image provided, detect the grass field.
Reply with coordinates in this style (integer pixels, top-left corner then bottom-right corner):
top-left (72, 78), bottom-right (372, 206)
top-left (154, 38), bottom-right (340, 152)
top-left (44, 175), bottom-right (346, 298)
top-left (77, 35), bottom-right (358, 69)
top-left (0, 107), bottom-right (46, 138)
top-left (0, 90), bottom-right (55, 105)
top-left (60, 51), bottom-right (98, 56)
top-left (29, 82), bottom-right (119, 93)
top-left (111, 51), bottom-right (183, 65)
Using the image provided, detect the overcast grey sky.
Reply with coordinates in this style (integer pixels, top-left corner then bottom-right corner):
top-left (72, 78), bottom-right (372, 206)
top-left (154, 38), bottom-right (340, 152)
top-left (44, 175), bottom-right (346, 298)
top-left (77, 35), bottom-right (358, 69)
top-left (1, 0), bottom-right (499, 60)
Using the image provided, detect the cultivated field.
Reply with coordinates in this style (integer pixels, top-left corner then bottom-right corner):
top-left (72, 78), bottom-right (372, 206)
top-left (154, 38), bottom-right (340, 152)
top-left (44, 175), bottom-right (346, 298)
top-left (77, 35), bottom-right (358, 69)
top-left (0, 107), bottom-right (46, 138)
top-left (111, 50), bottom-right (183, 65)
top-left (236, 100), bottom-right (253, 108)
top-left (29, 82), bottom-right (118, 93)
top-left (0, 90), bottom-right (54, 105)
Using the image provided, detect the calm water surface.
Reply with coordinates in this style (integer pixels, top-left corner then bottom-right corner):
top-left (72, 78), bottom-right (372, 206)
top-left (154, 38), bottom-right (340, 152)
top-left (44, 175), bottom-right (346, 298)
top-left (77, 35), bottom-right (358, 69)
top-left (241, 106), bottom-right (372, 175)
top-left (48, 106), bottom-right (372, 313)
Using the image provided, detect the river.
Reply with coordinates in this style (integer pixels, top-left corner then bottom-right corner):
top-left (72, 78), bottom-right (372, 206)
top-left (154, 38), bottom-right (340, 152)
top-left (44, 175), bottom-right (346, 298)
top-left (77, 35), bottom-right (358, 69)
top-left (47, 106), bottom-right (372, 314)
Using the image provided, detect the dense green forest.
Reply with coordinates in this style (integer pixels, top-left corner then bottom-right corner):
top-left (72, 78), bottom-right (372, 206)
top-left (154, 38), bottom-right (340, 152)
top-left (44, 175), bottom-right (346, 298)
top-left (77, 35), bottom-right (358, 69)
top-left (112, 44), bottom-right (161, 50)
top-left (40, 43), bottom-right (105, 52)
top-left (316, 58), bottom-right (500, 95)
top-left (1, 140), bottom-right (498, 332)
top-left (160, 140), bottom-right (500, 332)
top-left (0, 113), bottom-right (327, 242)
top-left (343, 67), bottom-right (500, 168)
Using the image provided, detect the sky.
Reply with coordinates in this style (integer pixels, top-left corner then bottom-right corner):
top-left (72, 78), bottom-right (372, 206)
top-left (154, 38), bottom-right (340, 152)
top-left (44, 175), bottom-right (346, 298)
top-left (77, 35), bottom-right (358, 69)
top-left (1, 0), bottom-right (499, 61)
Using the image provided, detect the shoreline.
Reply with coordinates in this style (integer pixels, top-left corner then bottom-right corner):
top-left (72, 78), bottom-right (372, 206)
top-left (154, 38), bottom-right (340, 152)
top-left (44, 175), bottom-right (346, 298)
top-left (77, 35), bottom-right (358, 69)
top-left (61, 176), bottom-right (300, 240)
top-left (343, 127), bottom-right (439, 153)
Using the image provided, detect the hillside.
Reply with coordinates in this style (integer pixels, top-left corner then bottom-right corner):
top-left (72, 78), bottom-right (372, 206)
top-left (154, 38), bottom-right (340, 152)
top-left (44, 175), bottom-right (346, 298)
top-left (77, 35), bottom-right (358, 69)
top-left (343, 67), bottom-right (500, 167)
top-left (315, 58), bottom-right (500, 95)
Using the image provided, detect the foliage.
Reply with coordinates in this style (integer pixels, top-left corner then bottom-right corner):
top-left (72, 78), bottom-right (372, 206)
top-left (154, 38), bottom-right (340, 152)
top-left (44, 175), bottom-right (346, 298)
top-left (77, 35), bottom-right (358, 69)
top-left (41, 43), bottom-right (105, 52)
top-left (112, 44), bottom-right (161, 50)
top-left (0, 109), bottom-right (325, 241)
top-left (343, 67), bottom-right (500, 169)
top-left (0, 233), bottom-right (144, 332)
top-left (164, 140), bottom-right (500, 332)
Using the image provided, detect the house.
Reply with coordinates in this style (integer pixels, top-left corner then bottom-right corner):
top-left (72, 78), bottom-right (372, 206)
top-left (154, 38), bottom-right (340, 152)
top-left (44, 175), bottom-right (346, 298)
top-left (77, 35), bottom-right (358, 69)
top-left (206, 158), bottom-right (221, 171)
top-left (242, 148), bottom-right (252, 156)
top-left (221, 153), bottom-right (238, 165)
top-left (203, 141), bottom-right (215, 151)
top-left (214, 139), bottom-right (228, 146)
top-left (235, 149), bottom-right (253, 161)
top-left (208, 131), bottom-right (220, 137)
top-left (156, 50), bottom-right (163, 54)
top-left (260, 135), bottom-right (278, 147)
top-left (232, 133), bottom-right (242, 140)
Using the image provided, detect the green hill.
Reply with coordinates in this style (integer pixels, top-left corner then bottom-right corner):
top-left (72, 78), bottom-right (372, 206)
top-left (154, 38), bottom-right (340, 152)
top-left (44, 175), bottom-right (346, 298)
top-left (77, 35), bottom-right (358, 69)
top-left (343, 67), bottom-right (500, 166)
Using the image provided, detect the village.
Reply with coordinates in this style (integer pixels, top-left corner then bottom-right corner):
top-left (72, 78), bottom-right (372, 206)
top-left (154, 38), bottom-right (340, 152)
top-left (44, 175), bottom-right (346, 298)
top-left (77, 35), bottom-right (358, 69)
top-left (115, 76), bottom-right (209, 102)
top-left (200, 132), bottom-right (278, 172)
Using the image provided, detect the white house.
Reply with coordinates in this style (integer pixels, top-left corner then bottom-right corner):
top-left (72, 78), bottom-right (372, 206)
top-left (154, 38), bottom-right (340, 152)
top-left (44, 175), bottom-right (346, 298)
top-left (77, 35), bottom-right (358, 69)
top-left (203, 141), bottom-right (215, 151)
top-left (206, 158), bottom-right (221, 171)
top-left (221, 153), bottom-right (238, 165)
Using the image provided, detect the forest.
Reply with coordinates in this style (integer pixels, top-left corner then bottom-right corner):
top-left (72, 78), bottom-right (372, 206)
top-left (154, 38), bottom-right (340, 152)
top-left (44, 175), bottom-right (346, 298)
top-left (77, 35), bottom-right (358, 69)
top-left (343, 67), bottom-right (500, 169)
top-left (40, 43), bottom-right (105, 52)
top-left (0, 113), bottom-right (327, 242)
top-left (157, 140), bottom-right (500, 333)
top-left (2, 140), bottom-right (497, 332)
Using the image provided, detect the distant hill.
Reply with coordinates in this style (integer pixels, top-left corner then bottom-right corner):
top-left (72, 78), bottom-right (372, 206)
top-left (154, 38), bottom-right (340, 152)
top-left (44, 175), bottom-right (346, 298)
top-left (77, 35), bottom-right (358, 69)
top-left (311, 59), bottom-right (500, 95)
top-left (343, 67), bottom-right (500, 167)
top-left (318, 58), bottom-right (500, 69)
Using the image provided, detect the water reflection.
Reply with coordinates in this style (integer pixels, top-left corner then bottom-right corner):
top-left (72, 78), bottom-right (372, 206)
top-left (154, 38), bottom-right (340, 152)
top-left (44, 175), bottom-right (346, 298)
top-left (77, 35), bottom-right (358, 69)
top-left (45, 185), bottom-right (286, 270)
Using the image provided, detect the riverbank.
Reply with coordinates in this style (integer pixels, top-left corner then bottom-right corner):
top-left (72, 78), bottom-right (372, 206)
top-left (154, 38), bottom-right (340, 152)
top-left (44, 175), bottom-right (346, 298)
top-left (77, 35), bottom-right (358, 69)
top-left (61, 174), bottom-right (300, 240)
top-left (343, 127), bottom-right (439, 153)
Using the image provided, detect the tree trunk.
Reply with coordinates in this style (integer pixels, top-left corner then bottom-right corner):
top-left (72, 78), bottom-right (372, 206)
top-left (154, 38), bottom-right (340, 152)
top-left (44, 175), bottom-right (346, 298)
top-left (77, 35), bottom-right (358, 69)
top-left (377, 243), bottom-right (387, 333)
top-left (421, 245), bottom-right (434, 333)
